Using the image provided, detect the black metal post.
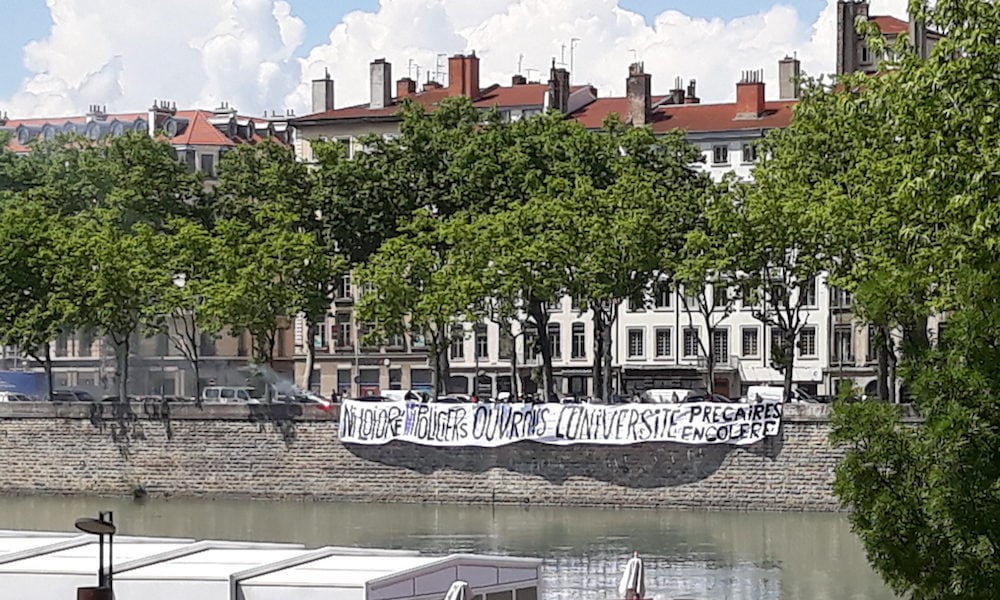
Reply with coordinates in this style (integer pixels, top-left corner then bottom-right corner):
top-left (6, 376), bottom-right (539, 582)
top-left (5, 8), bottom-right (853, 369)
top-left (97, 530), bottom-right (104, 588)
top-left (101, 511), bottom-right (114, 591)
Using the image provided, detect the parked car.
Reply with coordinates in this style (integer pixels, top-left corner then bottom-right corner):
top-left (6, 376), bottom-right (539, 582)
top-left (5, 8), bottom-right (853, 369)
top-left (381, 390), bottom-right (428, 403)
top-left (50, 389), bottom-right (95, 402)
top-left (0, 391), bottom-right (33, 402)
top-left (201, 386), bottom-right (258, 404)
top-left (640, 389), bottom-right (700, 404)
top-left (276, 391), bottom-right (333, 412)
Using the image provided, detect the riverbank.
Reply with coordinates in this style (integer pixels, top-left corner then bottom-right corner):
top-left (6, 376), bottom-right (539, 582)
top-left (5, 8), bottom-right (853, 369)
top-left (0, 402), bottom-right (895, 511)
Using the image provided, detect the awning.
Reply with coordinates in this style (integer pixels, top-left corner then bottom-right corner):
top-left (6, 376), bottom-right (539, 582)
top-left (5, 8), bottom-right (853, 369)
top-left (739, 364), bottom-right (823, 383)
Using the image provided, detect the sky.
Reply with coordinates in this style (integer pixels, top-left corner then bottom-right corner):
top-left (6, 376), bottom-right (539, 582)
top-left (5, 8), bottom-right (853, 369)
top-left (0, 0), bottom-right (908, 119)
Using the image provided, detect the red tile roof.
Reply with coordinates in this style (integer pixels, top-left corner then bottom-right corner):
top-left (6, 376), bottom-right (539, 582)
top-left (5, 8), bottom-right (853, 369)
top-left (296, 82), bottom-right (595, 122)
top-left (2, 108), bottom-right (284, 153)
top-left (870, 15), bottom-right (909, 35)
top-left (570, 98), bottom-right (796, 133)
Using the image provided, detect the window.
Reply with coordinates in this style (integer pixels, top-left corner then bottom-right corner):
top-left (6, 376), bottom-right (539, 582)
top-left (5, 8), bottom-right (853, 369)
top-left (499, 330), bottom-right (514, 360)
top-left (335, 313), bottom-right (352, 348)
top-left (313, 322), bottom-right (328, 350)
top-left (338, 274), bottom-right (353, 300)
top-left (200, 154), bottom-right (215, 177)
top-left (861, 44), bottom-right (871, 64)
top-left (627, 329), bottom-right (645, 359)
top-left (712, 144), bottom-right (729, 165)
top-left (411, 332), bottom-right (426, 349)
top-left (522, 108), bottom-right (543, 119)
top-left (336, 136), bottom-right (353, 158)
top-left (712, 329), bottom-right (729, 364)
top-left (802, 277), bottom-right (818, 307)
top-left (653, 281), bottom-right (672, 309)
top-left (387, 332), bottom-right (405, 349)
top-left (77, 330), bottom-right (94, 358)
top-left (682, 285), bottom-right (700, 309)
top-left (655, 328), bottom-right (672, 358)
top-left (571, 323), bottom-right (586, 359)
top-left (867, 326), bottom-right (879, 362)
top-left (771, 327), bottom-right (783, 358)
top-left (628, 294), bottom-right (645, 312)
top-left (741, 327), bottom-right (759, 357)
top-left (449, 326), bottom-right (465, 360)
top-left (741, 142), bottom-right (758, 164)
top-left (571, 296), bottom-right (582, 312)
top-left (547, 323), bottom-right (561, 359)
top-left (524, 326), bottom-right (539, 362)
top-left (712, 284), bottom-right (729, 309)
top-left (475, 324), bottom-right (488, 360)
top-left (830, 286), bottom-right (853, 308)
top-left (683, 328), bottom-right (700, 358)
top-left (832, 325), bottom-right (854, 365)
top-left (337, 368), bottom-right (352, 395)
top-left (237, 331), bottom-right (249, 356)
top-left (389, 368), bottom-right (402, 390)
top-left (55, 332), bottom-right (69, 357)
top-left (799, 326), bottom-right (817, 357)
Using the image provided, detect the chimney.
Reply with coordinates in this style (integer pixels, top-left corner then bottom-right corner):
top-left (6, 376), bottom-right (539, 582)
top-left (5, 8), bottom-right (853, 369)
top-left (423, 81), bottom-right (443, 91)
top-left (85, 104), bottom-right (107, 123)
top-left (685, 79), bottom-right (700, 104)
top-left (311, 68), bottom-right (335, 114)
top-left (370, 58), bottom-right (392, 109)
top-left (546, 61), bottom-right (570, 114)
top-left (447, 53), bottom-right (481, 99)
top-left (736, 70), bottom-right (766, 119)
top-left (396, 77), bottom-right (417, 99)
top-left (836, 0), bottom-right (869, 75)
top-left (511, 74), bottom-right (527, 86)
top-left (669, 76), bottom-right (685, 104)
top-left (626, 62), bottom-right (652, 127)
top-left (147, 99), bottom-right (176, 136)
top-left (778, 56), bottom-right (801, 100)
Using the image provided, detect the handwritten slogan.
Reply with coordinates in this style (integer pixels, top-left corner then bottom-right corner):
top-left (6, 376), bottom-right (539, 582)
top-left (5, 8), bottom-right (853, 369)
top-left (339, 400), bottom-right (783, 446)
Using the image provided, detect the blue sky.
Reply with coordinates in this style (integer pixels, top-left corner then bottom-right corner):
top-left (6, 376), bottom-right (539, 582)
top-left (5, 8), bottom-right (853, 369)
top-left (0, 0), bottom-right (828, 101)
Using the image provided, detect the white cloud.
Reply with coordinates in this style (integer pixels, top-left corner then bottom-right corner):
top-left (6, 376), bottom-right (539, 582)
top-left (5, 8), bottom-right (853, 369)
top-left (3, 0), bottom-right (913, 118)
top-left (4, 0), bottom-right (304, 117)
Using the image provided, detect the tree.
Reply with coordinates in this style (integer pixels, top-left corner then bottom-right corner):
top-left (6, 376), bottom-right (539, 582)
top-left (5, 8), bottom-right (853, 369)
top-left (69, 210), bottom-right (170, 402)
top-left (147, 218), bottom-right (217, 402)
top-left (674, 180), bottom-right (741, 394)
top-left (0, 201), bottom-right (77, 398)
top-left (356, 211), bottom-right (472, 396)
top-left (730, 140), bottom-right (827, 401)
top-left (215, 140), bottom-right (346, 391)
top-left (820, 1), bottom-right (1000, 597)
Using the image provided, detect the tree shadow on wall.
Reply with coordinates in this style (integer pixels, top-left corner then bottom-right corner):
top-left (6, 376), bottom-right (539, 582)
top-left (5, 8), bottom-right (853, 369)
top-left (344, 432), bottom-right (783, 489)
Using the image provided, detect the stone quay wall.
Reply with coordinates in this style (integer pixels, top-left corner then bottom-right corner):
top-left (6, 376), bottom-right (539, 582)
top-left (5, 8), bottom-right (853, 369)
top-left (0, 402), bottom-right (867, 511)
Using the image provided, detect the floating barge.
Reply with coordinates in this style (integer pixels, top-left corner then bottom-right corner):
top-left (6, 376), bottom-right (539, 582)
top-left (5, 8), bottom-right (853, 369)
top-left (0, 529), bottom-right (541, 600)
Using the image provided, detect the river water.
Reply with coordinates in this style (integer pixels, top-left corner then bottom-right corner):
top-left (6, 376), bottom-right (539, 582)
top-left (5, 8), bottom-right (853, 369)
top-left (0, 496), bottom-right (894, 599)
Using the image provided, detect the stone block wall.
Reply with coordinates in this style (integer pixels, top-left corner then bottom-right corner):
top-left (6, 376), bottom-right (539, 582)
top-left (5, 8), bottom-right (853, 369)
top-left (0, 402), bottom-right (849, 511)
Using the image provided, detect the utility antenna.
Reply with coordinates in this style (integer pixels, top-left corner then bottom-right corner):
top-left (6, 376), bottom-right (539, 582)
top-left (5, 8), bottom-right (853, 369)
top-left (560, 44), bottom-right (567, 66)
top-left (408, 59), bottom-right (416, 79)
top-left (570, 38), bottom-right (581, 75)
top-left (517, 53), bottom-right (524, 74)
top-left (526, 67), bottom-right (538, 82)
top-left (629, 48), bottom-right (638, 63)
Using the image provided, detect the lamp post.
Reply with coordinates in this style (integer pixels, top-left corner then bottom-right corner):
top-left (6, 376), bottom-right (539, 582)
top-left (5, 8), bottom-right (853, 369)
top-left (74, 511), bottom-right (116, 600)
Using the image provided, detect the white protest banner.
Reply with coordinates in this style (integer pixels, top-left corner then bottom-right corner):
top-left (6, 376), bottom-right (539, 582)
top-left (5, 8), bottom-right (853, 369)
top-left (339, 399), bottom-right (782, 447)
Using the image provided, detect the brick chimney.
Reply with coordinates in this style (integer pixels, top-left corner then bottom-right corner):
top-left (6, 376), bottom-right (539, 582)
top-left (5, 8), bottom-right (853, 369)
top-left (311, 68), bottom-right (335, 114)
top-left (397, 77), bottom-right (417, 99)
top-left (511, 74), bottom-right (527, 86)
top-left (735, 70), bottom-right (766, 119)
top-left (370, 58), bottom-right (392, 109)
top-left (669, 76), bottom-right (685, 105)
top-left (546, 61), bottom-right (570, 114)
top-left (778, 56), bottom-right (801, 100)
top-left (626, 62), bottom-right (652, 127)
top-left (448, 53), bottom-right (480, 99)
top-left (685, 79), bottom-right (700, 104)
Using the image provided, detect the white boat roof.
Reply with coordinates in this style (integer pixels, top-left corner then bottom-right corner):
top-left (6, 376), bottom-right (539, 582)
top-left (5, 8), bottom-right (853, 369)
top-left (0, 529), bottom-right (542, 600)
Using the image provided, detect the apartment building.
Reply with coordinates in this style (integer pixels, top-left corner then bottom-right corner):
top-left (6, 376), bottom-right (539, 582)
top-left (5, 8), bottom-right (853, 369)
top-left (0, 102), bottom-right (297, 397)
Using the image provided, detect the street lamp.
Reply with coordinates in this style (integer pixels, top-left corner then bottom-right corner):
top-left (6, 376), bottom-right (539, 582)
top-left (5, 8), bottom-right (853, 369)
top-left (74, 511), bottom-right (116, 600)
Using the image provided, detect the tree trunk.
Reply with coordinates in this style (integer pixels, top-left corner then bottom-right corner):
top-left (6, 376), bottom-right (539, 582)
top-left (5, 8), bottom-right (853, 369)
top-left (43, 343), bottom-right (54, 401)
top-left (592, 310), bottom-right (605, 401)
top-left (887, 333), bottom-right (898, 404)
top-left (303, 320), bottom-right (317, 391)
top-left (781, 330), bottom-right (795, 402)
top-left (705, 323), bottom-right (716, 395)
top-left (876, 325), bottom-right (889, 402)
top-left (115, 334), bottom-right (130, 402)
top-left (601, 304), bottom-right (615, 402)
top-left (528, 300), bottom-right (554, 402)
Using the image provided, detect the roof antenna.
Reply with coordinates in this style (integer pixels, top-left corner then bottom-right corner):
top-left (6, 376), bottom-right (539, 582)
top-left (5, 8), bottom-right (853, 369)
top-left (570, 38), bottom-right (581, 75)
top-left (517, 53), bottom-right (524, 74)
top-left (629, 48), bottom-right (638, 63)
